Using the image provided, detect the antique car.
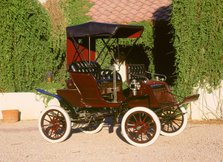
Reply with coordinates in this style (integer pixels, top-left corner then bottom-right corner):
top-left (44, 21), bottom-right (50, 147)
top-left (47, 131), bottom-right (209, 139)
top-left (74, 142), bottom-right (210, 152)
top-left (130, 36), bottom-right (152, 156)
top-left (37, 22), bottom-right (199, 147)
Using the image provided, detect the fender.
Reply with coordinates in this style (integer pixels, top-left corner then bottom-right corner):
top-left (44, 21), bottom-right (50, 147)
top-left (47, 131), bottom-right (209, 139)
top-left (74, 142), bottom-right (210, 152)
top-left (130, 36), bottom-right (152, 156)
top-left (36, 88), bottom-right (62, 101)
top-left (179, 94), bottom-right (200, 106)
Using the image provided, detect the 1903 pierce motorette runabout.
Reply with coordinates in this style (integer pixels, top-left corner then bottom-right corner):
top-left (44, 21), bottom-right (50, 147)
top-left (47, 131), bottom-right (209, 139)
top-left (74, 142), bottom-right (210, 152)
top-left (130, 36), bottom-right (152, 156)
top-left (37, 22), bottom-right (199, 147)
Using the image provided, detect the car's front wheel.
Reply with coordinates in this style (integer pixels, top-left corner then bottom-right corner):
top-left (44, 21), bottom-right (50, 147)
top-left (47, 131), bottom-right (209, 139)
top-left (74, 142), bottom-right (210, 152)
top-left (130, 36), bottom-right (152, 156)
top-left (38, 106), bottom-right (71, 143)
top-left (121, 107), bottom-right (161, 147)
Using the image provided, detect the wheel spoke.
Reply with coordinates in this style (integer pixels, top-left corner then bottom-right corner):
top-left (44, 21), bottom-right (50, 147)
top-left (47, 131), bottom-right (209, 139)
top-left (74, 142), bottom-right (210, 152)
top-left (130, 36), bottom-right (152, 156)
top-left (132, 114), bottom-right (138, 122)
top-left (166, 123), bottom-right (171, 131)
top-left (172, 118), bottom-right (183, 122)
top-left (49, 129), bottom-right (53, 137)
top-left (125, 111), bottom-right (158, 144)
top-left (142, 113), bottom-right (148, 122)
top-left (170, 123), bottom-right (176, 131)
top-left (172, 120), bottom-right (181, 127)
top-left (139, 113), bottom-right (143, 122)
top-left (145, 120), bottom-right (154, 127)
top-left (47, 114), bottom-right (54, 121)
top-left (140, 133), bottom-right (143, 141)
top-left (127, 123), bottom-right (136, 127)
top-left (41, 109), bottom-right (67, 140)
top-left (159, 107), bottom-right (187, 135)
top-left (42, 123), bottom-right (51, 127)
top-left (43, 119), bottom-right (51, 124)
top-left (128, 119), bottom-right (136, 125)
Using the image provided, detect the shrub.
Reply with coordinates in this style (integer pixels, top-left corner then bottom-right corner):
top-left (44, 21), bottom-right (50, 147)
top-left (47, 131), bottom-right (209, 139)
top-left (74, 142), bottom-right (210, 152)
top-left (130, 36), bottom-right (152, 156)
top-left (0, 0), bottom-right (54, 91)
top-left (171, 0), bottom-right (223, 96)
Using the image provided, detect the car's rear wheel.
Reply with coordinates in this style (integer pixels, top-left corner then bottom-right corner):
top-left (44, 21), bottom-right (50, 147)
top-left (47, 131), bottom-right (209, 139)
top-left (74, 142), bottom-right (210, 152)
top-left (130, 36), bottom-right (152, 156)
top-left (38, 106), bottom-right (71, 143)
top-left (159, 106), bottom-right (187, 136)
top-left (121, 107), bottom-right (161, 147)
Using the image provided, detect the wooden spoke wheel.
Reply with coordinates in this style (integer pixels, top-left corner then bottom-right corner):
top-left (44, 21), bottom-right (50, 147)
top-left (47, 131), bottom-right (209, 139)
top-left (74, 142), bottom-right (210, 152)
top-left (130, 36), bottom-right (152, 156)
top-left (38, 106), bottom-right (71, 143)
top-left (159, 106), bottom-right (187, 136)
top-left (121, 107), bottom-right (161, 147)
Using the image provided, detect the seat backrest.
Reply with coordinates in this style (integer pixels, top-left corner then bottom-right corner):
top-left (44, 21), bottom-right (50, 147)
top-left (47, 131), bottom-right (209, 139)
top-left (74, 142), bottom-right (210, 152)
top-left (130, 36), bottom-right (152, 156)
top-left (126, 64), bottom-right (146, 83)
top-left (99, 70), bottom-right (122, 83)
top-left (69, 61), bottom-right (101, 79)
top-left (69, 61), bottom-right (122, 83)
top-left (69, 61), bottom-right (101, 72)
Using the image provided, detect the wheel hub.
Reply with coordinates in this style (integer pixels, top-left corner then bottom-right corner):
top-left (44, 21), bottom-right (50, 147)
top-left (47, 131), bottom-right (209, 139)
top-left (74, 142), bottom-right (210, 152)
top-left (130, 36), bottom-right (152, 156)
top-left (135, 121), bottom-right (149, 133)
top-left (50, 119), bottom-right (60, 131)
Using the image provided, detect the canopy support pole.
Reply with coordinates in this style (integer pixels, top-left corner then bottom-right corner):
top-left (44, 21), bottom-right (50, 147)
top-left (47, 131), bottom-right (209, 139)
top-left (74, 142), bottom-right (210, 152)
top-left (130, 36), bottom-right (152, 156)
top-left (88, 36), bottom-right (91, 63)
top-left (113, 65), bottom-right (117, 103)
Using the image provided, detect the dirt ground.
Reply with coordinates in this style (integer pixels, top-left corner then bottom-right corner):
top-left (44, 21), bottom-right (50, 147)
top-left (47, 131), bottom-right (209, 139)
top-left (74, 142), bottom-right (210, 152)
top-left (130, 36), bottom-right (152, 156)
top-left (0, 120), bottom-right (222, 162)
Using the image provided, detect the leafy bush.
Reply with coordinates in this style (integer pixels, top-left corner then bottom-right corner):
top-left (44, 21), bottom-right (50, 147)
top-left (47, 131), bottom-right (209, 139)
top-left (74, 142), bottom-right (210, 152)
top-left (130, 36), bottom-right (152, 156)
top-left (0, 0), bottom-right (54, 92)
top-left (171, 0), bottom-right (223, 96)
top-left (44, 0), bottom-right (67, 85)
top-left (62, 0), bottom-right (92, 25)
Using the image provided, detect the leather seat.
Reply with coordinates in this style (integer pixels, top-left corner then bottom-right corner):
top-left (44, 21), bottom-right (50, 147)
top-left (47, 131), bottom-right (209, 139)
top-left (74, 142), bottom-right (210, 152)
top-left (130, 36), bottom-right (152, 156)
top-left (69, 61), bottom-right (122, 82)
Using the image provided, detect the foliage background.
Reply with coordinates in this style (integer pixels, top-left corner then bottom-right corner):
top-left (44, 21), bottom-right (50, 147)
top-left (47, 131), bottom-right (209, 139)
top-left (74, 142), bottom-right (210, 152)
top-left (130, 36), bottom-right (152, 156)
top-left (0, 0), bottom-right (54, 92)
top-left (1, 0), bottom-right (222, 95)
top-left (171, 0), bottom-right (223, 97)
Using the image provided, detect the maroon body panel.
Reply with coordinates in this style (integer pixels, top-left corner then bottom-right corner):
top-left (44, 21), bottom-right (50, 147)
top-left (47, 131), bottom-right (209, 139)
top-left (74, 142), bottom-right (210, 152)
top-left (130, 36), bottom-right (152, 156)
top-left (141, 81), bottom-right (176, 108)
top-left (69, 72), bottom-right (122, 108)
top-left (57, 89), bottom-right (83, 107)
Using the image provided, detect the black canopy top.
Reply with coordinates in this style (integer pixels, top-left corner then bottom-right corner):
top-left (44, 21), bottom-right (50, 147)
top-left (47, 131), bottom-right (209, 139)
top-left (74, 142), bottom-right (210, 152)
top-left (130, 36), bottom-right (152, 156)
top-left (66, 21), bottom-right (144, 39)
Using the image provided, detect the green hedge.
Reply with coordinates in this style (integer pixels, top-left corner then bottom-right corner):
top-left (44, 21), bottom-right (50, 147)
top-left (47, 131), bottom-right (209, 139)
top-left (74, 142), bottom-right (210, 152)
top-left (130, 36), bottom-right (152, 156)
top-left (0, 0), bottom-right (54, 92)
top-left (62, 0), bottom-right (92, 25)
top-left (5, 0), bottom-right (222, 96)
top-left (171, 0), bottom-right (223, 97)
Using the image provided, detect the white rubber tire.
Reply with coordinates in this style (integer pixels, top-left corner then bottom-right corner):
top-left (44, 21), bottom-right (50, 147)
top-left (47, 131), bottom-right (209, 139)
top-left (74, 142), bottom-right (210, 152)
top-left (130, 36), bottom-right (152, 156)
top-left (121, 107), bottom-right (161, 147)
top-left (38, 106), bottom-right (71, 143)
top-left (160, 106), bottom-right (188, 137)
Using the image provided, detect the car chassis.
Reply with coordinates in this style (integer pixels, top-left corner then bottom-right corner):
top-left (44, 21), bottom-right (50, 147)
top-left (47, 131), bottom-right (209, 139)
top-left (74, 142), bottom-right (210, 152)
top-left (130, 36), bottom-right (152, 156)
top-left (37, 22), bottom-right (199, 147)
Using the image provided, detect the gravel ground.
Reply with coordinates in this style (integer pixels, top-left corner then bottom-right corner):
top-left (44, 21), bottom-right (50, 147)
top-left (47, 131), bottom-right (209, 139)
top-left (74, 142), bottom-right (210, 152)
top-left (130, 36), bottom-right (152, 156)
top-left (0, 120), bottom-right (222, 162)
